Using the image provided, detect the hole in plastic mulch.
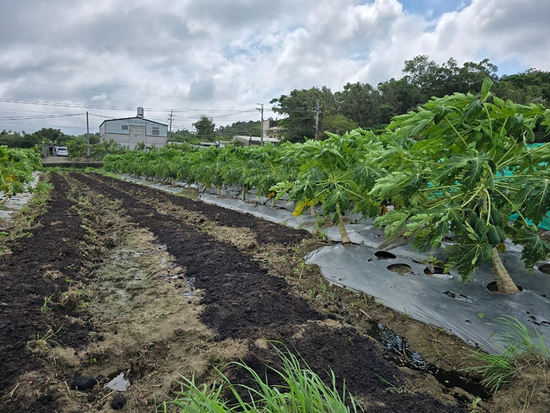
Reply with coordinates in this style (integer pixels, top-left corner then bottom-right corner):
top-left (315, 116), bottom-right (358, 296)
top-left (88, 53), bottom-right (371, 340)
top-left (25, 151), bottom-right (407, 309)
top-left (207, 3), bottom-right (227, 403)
top-left (486, 281), bottom-right (523, 294)
top-left (387, 263), bottom-right (412, 275)
top-left (375, 250), bottom-right (397, 260)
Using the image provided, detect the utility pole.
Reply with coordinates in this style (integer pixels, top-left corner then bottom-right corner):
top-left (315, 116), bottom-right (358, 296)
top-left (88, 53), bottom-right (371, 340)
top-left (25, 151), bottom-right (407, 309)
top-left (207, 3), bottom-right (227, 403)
top-left (314, 99), bottom-right (320, 140)
top-left (86, 111), bottom-right (90, 157)
top-left (167, 110), bottom-right (174, 143)
top-left (257, 103), bottom-right (264, 146)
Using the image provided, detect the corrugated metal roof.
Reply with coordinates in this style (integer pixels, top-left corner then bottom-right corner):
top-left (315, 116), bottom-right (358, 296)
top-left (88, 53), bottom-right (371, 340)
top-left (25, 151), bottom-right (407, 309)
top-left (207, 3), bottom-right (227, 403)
top-left (99, 116), bottom-right (167, 128)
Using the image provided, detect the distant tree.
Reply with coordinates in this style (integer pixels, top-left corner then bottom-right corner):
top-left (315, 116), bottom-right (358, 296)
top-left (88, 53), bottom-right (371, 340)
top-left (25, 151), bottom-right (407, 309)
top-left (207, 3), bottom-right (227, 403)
top-left (402, 55), bottom-right (442, 99)
top-left (32, 128), bottom-right (67, 145)
top-left (67, 136), bottom-right (87, 158)
top-left (192, 116), bottom-right (216, 142)
top-left (216, 121), bottom-right (261, 138)
top-left (378, 104), bottom-right (396, 126)
top-left (335, 82), bottom-right (382, 128)
top-left (320, 114), bottom-right (358, 139)
top-left (169, 129), bottom-right (196, 143)
top-left (378, 77), bottom-right (424, 115)
top-left (401, 55), bottom-right (499, 102)
top-left (270, 86), bottom-right (336, 142)
top-left (0, 130), bottom-right (40, 148)
top-left (88, 134), bottom-right (100, 145)
top-left (496, 69), bottom-right (550, 107)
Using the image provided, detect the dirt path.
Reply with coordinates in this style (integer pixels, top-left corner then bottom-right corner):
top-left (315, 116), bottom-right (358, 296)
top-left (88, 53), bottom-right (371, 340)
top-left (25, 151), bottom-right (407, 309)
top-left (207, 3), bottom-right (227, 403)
top-left (0, 171), bottom-right (547, 412)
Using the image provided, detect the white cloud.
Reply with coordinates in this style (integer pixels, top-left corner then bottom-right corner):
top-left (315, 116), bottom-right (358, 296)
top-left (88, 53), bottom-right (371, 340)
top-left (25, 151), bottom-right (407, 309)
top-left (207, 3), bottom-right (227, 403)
top-left (0, 0), bottom-right (548, 134)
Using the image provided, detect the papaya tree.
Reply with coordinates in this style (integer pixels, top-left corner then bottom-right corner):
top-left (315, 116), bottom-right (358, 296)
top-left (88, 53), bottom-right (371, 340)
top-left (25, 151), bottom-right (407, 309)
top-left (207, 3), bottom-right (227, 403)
top-left (272, 129), bottom-right (384, 244)
top-left (189, 146), bottom-right (225, 193)
top-left (244, 144), bottom-right (289, 205)
top-left (219, 146), bottom-right (256, 200)
top-left (370, 79), bottom-right (550, 294)
top-left (0, 147), bottom-right (42, 203)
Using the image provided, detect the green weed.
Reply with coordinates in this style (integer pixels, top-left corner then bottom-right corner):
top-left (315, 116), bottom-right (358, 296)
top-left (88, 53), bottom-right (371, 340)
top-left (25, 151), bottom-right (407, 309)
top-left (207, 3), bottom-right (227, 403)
top-left (27, 327), bottom-right (62, 353)
top-left (375, 374), bottom-right (409, 394)
top-left (161, 343), bottom-right (363, 412)
top-left (40, 294), bottom-right (54, 313)
top-left (467, 316), bottom-right (549, 393)
top-left (294, 261), bottom-right (306, 278)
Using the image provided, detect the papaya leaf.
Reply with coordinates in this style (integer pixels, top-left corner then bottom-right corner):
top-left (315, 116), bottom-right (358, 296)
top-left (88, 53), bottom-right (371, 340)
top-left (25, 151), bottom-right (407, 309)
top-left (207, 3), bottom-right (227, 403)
top-left (513, 225), bottom-right (550, 268)
top-left (374, 209), bottom-right (410, 237)
top-left (410, 220), bottom-right (447, 253)
top-left (512, 175), bottom-right (550, 223)
top-left (446, 241), bottom-right (493, 283)
top-left (461, 156), bottom-right (488, 192)
top-left (481, 77), bottom-right (493, 101)
top-left (463, 99), bottom-right (483, 121)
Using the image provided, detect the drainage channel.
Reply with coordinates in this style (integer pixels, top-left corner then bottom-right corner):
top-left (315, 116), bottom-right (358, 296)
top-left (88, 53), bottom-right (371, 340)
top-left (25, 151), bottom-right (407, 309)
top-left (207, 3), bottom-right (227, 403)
top-left (367, 321), bottom-right (492, 403)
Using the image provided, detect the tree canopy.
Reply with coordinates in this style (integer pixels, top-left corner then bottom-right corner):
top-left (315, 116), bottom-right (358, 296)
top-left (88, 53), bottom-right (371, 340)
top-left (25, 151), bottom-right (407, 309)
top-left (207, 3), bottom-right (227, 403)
top-left (192, 116), bottom-right (216, 141)
top-left (269, 56), bottom-right (550, 142)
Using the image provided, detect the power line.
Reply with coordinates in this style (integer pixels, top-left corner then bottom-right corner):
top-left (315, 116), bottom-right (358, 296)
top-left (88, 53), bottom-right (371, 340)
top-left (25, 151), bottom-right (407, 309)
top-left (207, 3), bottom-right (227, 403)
top-left (0, 121), bottom-right (86, 130)
top-left (0, 113), bottom-right (83, 121)
top-left (0, 98), bottom-right (273, 115)
top-left (0, 80), bottom-right (263, 103)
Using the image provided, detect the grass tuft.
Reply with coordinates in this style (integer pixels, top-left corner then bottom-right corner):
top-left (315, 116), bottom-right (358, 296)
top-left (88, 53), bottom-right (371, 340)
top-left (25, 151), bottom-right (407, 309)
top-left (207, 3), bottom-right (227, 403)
top-left (467, 316), bottom-right (549, 393)
top-left (161, 343), bottom-right (363, 412)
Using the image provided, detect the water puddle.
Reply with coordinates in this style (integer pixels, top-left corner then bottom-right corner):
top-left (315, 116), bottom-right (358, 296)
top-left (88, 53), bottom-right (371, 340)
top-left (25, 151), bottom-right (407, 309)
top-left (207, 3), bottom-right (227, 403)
top-left (104, 372), bottom-right (131, 391)
top-left (367, 321), bottom-right (491, 401)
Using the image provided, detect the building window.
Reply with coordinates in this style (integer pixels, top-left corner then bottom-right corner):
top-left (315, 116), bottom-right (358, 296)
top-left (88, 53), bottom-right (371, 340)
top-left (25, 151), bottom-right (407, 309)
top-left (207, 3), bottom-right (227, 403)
top-left (122, 125), bottom-right (129, 130)
top-left (134, 134), bottom-right (142, 140)
top-left (152, 126), bottom-right (160, 136)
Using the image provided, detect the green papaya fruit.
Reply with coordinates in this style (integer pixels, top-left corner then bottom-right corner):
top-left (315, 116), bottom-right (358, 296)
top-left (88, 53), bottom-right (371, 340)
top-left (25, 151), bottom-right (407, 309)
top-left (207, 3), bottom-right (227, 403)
top-left (474, 218), bottom-right (486, 236)
top-left (331, 212), bottom-right (339, 224)
top-left (487, 225), bottom-right (500, 246)
top-left (489, 209), bottom-right (501, 226)
top-left (468, 211), bottom-right (478, 228)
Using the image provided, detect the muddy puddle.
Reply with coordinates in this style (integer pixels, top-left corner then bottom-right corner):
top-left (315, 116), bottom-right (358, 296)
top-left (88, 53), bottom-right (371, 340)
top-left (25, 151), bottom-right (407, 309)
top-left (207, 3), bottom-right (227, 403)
top-left (367, 321), bottom-right (491, 402)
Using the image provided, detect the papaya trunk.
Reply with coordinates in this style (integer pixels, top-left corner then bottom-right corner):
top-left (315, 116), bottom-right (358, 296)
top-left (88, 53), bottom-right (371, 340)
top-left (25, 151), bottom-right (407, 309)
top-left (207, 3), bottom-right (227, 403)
top-left (310, 204), bottom-right (316, 217)
top-left (241, 185), bottom-right (248, 201)
top-left (336, 204), bottom-right (352, 245)
top-left (490, 247), bottom-right (519, 294)
top-left (216, 185), bottom-right (221, 196)
top-left (272, 198), bottom-right (276, 207)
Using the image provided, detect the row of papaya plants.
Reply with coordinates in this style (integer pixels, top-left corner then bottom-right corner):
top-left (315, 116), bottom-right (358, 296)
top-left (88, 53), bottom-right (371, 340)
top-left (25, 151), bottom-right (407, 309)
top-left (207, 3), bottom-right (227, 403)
top-left (102, 79), bottom-right (550, 295)
top-left (0, 146), bottom-right (42, 204)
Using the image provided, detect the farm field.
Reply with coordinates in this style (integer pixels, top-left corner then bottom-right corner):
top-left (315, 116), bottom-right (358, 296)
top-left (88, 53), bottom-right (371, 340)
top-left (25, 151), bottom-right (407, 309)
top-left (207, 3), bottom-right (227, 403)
top-left (0, 171), bottom-right (548, 412)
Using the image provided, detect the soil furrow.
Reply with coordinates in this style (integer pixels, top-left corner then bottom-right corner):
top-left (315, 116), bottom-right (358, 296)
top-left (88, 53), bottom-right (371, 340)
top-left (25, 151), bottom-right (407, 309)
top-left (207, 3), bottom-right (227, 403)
top-left (0, 170), bottom-right (484, 412)
top-left (0, 173), bottom-right (95, 411)
top-left (66, 172), bottom-right (467, 412)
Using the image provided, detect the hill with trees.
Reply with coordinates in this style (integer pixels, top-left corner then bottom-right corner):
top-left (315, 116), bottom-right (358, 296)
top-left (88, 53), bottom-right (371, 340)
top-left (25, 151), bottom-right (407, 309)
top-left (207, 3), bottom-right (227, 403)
top-left (270, 55), bottom-right (550, 142)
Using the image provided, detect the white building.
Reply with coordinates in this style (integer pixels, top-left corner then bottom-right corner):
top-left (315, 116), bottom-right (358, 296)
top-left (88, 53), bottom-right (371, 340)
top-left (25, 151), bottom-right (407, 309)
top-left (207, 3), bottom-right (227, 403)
top-left (99, 107), bottom-right (168, 149)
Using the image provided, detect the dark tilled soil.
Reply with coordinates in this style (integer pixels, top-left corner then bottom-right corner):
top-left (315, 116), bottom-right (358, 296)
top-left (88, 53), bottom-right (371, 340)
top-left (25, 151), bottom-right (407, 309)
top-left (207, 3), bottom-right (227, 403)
top-left (0, 170), bottom-right (514, 412)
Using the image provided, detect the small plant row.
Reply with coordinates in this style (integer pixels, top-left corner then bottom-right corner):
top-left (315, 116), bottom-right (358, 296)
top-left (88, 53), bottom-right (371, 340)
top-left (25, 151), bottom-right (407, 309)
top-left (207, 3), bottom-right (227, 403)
top-left (103, 79), bottom-right (550, 294)
top-left (0, 146), bottom-right (42, 203)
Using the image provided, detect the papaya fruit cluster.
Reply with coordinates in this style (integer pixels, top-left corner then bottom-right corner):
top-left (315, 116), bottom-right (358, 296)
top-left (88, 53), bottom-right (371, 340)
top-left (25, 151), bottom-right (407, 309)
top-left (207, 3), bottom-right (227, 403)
top-left (464, 204), bottom-right (505, 247)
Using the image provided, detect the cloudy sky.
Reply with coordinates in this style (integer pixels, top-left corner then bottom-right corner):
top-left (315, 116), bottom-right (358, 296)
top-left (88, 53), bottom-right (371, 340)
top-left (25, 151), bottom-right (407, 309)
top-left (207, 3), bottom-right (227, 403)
top-left (0, 0), bottom-right (548, 136)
